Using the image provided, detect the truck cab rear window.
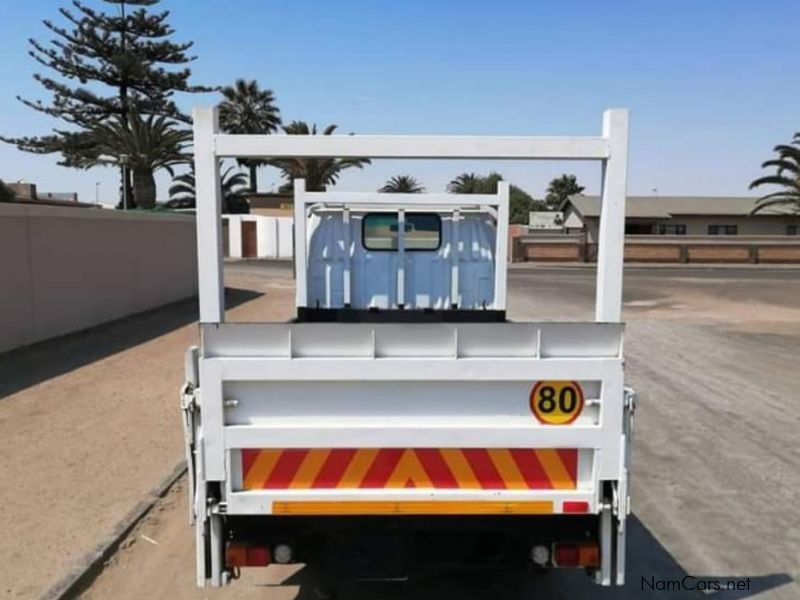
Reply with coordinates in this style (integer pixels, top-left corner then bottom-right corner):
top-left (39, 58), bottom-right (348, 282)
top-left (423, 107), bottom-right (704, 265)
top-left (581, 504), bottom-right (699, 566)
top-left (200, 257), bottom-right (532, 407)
top-left (362, 213), bottom-right (442, 251)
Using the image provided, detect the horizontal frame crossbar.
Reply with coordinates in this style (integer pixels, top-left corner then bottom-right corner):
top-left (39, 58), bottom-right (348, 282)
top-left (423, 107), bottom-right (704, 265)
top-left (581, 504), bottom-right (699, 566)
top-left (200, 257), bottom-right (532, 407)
top-left (213, 134), bottom-right (609, 160)
top-left (299, 191), bottom-right (503, 206)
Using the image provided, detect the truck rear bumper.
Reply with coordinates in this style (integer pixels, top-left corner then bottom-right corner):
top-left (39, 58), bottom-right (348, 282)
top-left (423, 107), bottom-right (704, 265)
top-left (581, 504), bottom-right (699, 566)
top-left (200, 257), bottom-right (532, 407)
top-left (226, 513), bottom-right (599, 578)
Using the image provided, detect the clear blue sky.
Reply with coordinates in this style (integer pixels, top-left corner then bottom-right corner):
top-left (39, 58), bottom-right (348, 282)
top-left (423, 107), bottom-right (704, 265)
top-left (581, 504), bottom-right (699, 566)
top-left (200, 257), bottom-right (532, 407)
top-left (1, 0), bottom-right (798, 205)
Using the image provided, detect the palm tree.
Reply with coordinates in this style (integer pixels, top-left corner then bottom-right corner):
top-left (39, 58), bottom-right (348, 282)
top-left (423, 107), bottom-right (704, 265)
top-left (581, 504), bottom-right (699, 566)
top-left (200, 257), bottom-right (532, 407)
top-left (545, 174), bottom-right (585, 209)
top-left (446, 172), bottom-right (544, 224)
top-left (268, 121), bottom-right (371, 192)
top-left (380, 175), bottom-right (425, 193)
top-left (750, 133), bottom-right (800, 214)
top-left (90, 110), bottom-right (191, 209)
top-left (218, 79), bottom-right (281, 192)
top-left (168, 166), bottom-right (250, 214)
top-left (447, 172), bottom-right (505, 194)
top-left (447, 172), bottom-right (482, 194)
top-left (0, 180), bottom-right (15, 203)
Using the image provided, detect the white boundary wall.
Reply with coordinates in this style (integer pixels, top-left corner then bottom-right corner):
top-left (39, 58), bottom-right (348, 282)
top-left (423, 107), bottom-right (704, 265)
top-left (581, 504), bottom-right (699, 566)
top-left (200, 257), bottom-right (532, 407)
top-left (223, 215), bottom-right (293, 259)
top-left (0, 203), bottom-right (198, 353)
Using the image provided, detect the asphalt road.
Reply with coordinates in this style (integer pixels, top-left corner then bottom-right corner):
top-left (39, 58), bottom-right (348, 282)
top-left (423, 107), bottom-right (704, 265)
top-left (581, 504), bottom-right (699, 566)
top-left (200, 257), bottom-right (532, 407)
top-left (54, 264), bottom-right (800, 599)
top-left (505, 267), bottom-right (800, 336)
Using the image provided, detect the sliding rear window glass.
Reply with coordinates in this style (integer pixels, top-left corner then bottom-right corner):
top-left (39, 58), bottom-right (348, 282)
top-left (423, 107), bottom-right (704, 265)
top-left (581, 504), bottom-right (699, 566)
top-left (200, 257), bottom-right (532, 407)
top-left (362, 213), bottom-right (442, 251)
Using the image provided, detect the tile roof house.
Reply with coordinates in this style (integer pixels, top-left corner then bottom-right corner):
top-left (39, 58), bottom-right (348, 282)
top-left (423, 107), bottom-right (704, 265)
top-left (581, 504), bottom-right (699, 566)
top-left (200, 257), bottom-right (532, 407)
top-left (561, 195), bottom-right (799, 242)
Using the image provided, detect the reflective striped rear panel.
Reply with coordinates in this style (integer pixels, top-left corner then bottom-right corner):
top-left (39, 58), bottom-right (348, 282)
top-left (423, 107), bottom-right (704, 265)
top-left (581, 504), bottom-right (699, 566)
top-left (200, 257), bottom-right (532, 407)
top-left (241, 448), bottom-right (578, 491)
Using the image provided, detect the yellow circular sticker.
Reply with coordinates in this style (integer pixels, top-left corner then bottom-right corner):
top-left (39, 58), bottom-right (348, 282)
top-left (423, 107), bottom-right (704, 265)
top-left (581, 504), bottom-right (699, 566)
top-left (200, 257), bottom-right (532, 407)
top-left (530, 381), bottom-right (584, 425)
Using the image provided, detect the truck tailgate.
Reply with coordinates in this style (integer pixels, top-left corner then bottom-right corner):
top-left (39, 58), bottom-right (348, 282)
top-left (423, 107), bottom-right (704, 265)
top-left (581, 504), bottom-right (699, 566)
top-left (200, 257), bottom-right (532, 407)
top-left (198, 322), bottom-right (623, 517)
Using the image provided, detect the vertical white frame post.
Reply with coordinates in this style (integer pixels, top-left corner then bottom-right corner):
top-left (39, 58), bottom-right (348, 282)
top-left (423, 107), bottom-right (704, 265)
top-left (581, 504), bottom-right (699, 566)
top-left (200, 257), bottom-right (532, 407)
top-left (342, 208), bottom-right (352, 307)
top-left (494, 182), bottom-right (510, 310)
top-left (396, 209), bottom-right (406, 308)
top-left (450, 209), bottom-right (460, 309)
top-left (293, 179), bottom-right (308, 308)
top-left (193, 107), bottom-right (225, 324)
top-left (595, 109), bottom-right (630, 323)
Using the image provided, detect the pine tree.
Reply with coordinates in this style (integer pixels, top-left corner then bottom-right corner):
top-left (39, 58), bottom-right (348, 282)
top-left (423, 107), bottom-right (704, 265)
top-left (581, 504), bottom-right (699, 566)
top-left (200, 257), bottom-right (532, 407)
top-left (0, 0), bottom-right (211, 206)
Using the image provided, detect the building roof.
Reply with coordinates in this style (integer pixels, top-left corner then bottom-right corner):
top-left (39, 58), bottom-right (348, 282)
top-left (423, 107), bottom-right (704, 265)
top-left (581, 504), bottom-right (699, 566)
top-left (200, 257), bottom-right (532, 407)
top-left (564, 195), bottom-right (794, 218)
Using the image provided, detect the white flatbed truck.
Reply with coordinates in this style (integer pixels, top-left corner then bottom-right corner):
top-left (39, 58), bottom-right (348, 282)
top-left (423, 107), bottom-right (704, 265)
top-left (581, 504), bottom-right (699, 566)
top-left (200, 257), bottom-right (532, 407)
top-left (182, 108), bottom-right (635, 594)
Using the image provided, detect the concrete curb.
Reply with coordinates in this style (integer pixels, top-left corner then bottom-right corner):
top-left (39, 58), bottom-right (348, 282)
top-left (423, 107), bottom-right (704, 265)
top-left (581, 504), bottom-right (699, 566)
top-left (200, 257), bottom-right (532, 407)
top-left (42, 462), bottom-right (187, 600)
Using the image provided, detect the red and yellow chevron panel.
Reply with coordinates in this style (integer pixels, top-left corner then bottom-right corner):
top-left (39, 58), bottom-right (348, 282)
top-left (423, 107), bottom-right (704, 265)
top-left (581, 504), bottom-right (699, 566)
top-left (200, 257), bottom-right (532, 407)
top-left (240, 448), bottom-right (577, 491)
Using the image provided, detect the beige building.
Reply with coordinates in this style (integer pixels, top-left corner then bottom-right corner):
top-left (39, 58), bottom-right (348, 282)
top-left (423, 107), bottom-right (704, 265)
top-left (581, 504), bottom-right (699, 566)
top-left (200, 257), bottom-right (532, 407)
top-left (246, 192), bottom-right (293, 217)
top-left (562, 195), bottom-right (800, 243)
top-left (6, 182), bottom-right (90, 208)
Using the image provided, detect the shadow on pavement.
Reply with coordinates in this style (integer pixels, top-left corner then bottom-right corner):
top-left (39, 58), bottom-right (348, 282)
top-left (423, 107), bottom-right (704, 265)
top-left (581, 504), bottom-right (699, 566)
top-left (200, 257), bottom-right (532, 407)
top-left (0, 287), bottom-right (261, 401)
top-left (279, 514), bottom-right (791, 599)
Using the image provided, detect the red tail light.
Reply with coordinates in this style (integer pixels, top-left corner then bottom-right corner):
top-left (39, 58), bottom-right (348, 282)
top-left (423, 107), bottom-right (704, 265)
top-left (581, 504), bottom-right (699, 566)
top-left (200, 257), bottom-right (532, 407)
top-left (247, 546), bottom-right (271, 566)
top-left (563, 501), bottom-right (589, 513)
top-left (553, 542), bottom-right (599, 568)
top-left (226, 543), bottom-right (271, 567)
top-left (554, 543), bottom-right (579, 566)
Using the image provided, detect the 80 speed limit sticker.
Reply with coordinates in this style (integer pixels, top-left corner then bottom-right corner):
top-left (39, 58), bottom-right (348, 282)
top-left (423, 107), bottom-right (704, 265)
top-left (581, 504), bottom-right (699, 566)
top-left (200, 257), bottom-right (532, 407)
top-left (530, 381), bottom-right (585, 425)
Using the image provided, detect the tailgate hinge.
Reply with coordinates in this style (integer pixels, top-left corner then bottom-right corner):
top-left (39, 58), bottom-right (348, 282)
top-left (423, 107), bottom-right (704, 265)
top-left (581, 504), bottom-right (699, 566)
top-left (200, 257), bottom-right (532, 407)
top-left (181, 382), bottom-right (197, 412)
top-left (211, 502), bottom-right (228, 515)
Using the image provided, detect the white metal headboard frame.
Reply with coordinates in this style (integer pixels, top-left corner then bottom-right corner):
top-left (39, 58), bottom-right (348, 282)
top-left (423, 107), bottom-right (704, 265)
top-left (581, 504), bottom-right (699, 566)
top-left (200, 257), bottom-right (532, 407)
top-left (292, 182), bottom-right (511, 311)
top-left (192, 107), bottom-right (629, 323)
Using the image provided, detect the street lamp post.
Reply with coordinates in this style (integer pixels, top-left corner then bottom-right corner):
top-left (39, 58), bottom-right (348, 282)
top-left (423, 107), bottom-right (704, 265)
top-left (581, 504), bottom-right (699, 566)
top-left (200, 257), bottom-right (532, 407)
top-left (121, 155), bottom-right (130, 210)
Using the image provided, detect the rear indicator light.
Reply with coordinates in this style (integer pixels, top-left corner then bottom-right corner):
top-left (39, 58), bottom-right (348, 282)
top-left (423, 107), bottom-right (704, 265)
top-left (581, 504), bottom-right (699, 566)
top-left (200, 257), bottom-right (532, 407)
top-left (225, 543), bottom-right (271, 567)
top-left (226, 543), bottom-right (247, 567)
top-left (578, 543), bottom-right (600, 567)
top-left (563, 501), bottom-right (589, 513)
top-left (554, 543), bottom-right (579, 567)
top-left (553, 542), bottom-right (600, 568)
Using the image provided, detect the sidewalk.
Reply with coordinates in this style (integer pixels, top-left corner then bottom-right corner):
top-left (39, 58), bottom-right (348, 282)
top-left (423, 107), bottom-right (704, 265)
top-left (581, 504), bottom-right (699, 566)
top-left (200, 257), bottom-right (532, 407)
top-left (0, 271), bottom-right (293, 599)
